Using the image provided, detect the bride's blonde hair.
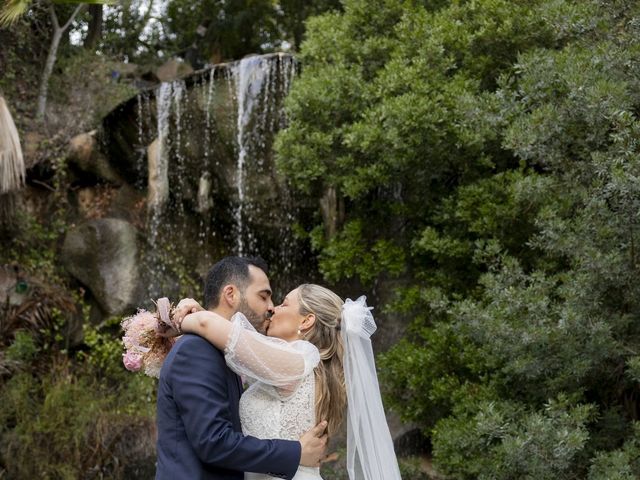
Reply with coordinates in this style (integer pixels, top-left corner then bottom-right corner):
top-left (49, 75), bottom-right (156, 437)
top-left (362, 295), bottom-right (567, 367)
top-left (297, 284), bottom-right (346, 437)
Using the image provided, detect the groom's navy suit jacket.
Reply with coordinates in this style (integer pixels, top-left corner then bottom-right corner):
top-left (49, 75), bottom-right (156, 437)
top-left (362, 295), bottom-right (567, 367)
top-left (155, 334), bottom-right (301, 480)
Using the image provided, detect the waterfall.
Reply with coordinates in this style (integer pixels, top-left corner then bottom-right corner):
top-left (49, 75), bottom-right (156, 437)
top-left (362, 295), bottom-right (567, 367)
top-left (229, 54), bottom-right (297, 256)
top-left (107, 53), bottom-right (302, 301)
top-left (145, 79), bottom-right (187, 297)
top-left (204, 67), bottom-right (216, 170)
top-left (148, 82), bottom-right (171, 211)
top-left (232, 56), bottom-right (270, 255)
top-left (172, 81), bottom-right (186, 208)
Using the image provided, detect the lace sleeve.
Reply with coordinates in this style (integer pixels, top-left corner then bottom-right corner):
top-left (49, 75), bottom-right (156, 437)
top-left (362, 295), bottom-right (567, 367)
top-left (224, 313), bottom-right (320, 389)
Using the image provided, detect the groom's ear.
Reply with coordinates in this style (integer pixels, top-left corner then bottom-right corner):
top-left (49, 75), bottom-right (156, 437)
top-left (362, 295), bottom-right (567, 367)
top-left (221, 284), bottom-right (237, 308)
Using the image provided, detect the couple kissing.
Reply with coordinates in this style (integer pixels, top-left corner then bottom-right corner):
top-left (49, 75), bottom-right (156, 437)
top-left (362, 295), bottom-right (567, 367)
top-left (138, 255), bottom-right (400, 480)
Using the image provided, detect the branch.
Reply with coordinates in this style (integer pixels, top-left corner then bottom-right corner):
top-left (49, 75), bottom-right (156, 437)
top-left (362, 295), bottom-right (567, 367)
top-left (48, 2), bottom-right (59, 30)
top-left (31, 179), bottom-right (56, 192)
top-left (60, 2), bottom-right (85, 32)
top-left (141, 0), bottom-right (154, 24)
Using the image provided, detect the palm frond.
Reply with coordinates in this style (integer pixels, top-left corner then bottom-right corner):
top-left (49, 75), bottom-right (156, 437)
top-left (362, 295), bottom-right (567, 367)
top-left (0, 0), bottom-right (32, 27)
top-left (0, 0), bottom-right (114, 27)
top-left (0, 265), bottom-right (77, 346)
top-left (51, 0), bottom-right (115, 4)
top-left (0, 96), bottom-right (25, 195)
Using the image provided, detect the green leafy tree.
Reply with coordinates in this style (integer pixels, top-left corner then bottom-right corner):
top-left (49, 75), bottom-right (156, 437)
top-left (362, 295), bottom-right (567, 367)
top-left (94, 0), bottom-right (161, 62)
top-left (163, 0), bottom-right (341, 65)
top-left (276, 0), bottom-right (640, 476)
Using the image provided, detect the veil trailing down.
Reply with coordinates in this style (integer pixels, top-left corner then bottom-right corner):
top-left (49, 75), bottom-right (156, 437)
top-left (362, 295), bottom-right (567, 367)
top-left (341, 297), bottom-right (402, 480)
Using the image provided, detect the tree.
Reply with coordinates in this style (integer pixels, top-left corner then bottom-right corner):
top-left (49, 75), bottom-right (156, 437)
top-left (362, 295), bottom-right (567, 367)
top-left (276, 0), bottom-right (640, 476)
top-left (92, 0), bottom-right (160, 63)
top-left (83, 3), bottom-right (102, 50)
top-left (162, 0), bottom-right (342, 66)
top-left (277, 0), bottom-right (342, 50)
top-left (0, 0), bottom-right (109, 120)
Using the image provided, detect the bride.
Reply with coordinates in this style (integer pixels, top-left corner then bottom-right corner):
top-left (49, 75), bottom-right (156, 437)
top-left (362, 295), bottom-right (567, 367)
top-left (173, 284), bottom-right (401, 480)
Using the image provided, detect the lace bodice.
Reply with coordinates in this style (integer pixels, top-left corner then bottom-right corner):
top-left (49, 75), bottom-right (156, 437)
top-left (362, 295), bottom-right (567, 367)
top-left (223, 314), bottom-right (322, 479)
top-left (240, 376), bottom-right (321, 480)
top-left (239, 373), bottom-right (316, 440)
top-left (223, 312), bottom-right (319, 439)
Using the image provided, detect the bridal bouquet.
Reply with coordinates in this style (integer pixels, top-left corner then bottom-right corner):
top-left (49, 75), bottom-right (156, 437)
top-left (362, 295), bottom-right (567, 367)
top-left (121, 297), bottom-right (179, 378)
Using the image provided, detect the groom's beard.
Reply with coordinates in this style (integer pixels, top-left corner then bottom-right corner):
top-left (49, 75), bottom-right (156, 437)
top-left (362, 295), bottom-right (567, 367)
top-left (237, 295), bottom-right (268, 334)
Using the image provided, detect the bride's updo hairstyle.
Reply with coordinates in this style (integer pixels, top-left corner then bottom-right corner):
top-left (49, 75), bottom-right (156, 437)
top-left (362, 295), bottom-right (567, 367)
top-left (297, 284), bottom-right (346, 436)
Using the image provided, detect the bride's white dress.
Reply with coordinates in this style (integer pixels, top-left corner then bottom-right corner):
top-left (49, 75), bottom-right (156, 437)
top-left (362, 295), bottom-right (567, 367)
top-left (224, 313), bottom-right (323, 480)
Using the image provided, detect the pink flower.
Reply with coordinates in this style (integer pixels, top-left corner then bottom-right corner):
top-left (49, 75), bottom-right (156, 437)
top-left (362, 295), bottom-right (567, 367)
top-left (122, 336), bottom-right (135, 350)
top-left (137, 310), bottom-right (158, 330)
top-left (121, 300), bottom-right (177, 378)
top-left (123, 351), bottom-right (143, 371)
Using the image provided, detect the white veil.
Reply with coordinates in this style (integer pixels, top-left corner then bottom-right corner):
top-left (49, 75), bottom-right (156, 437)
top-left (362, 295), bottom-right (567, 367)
top-left (341, 296), bottom-right (402, 480)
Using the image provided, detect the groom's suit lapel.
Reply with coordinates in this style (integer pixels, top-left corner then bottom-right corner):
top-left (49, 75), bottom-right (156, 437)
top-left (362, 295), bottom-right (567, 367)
top-left (226, 364), bottom-right (243, 397)
top-left (235, 372), bottom-right (243, 394)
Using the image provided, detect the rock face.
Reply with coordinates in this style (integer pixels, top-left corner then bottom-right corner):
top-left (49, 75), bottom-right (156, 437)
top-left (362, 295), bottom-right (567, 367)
top-left (146, 137), bottom-right (168, 209)
top-left (155, 58), bottom-right (194, 83)
top-left (61, 218), bottom-right (139, 316)
top-left (68, 130), bottom-right (122, 183)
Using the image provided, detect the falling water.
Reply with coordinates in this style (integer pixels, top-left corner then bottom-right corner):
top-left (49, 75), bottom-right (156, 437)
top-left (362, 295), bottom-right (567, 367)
top-left (230, 54), bottom-right (296, 256)
top-left (146, 80), bottom-right (188, 297)
top-left (232, 56), bottom-right (267, 256)
top-left (204, 67), bottom-right (216, 170)
top-left (110, 53), bottom-right (302, 300)
top-left (197, 68), bottom-right (216, 216)
top-left (147, 81), bottom-right (171, 231)
top-left (136, 92), bottom-right (144, 184)
top-left (135, 91), bottom-right (152, 189)
top-left (172, 81), bottom-right (187, 209)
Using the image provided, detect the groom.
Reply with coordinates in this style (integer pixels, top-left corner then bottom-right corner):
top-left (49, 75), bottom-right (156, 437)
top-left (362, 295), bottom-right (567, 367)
top-left (155, 256), bottom-right (327, 479)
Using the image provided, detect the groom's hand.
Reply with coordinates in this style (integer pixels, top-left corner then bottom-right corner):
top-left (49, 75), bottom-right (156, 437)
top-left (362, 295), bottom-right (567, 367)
top-left (299, 420), bottom-right (328, 467)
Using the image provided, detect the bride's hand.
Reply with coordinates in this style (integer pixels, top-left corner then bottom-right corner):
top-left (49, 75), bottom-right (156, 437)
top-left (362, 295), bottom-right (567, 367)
top-left (173, 298), bottom-right (205, 331)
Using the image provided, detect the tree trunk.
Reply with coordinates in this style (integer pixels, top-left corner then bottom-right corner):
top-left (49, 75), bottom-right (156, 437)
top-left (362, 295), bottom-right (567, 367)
top-left (36, 27), bottom-right (62, 120)
top-left (84, 4), bottom-right (103, 50)
top-left (36, 3), bottom-right (85, 120)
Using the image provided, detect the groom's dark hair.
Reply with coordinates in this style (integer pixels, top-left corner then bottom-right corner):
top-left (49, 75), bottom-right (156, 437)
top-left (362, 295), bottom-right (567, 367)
top-left (203, 256), bottom-right (269, 309)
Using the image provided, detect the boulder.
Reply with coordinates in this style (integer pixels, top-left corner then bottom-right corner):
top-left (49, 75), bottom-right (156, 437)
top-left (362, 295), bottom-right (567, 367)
top-left (147, 137), bottom-right (169, 210)
top-left (22, 131), bottom-right (44, 167)
top-left (155, 58), bottom-right (194, 83)
top-left (111, 62), bottom-right (139, 78)
top-left (61, 218), bottom-right (139, 316)
top-left (69, 130), bottom-right (122, 183)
